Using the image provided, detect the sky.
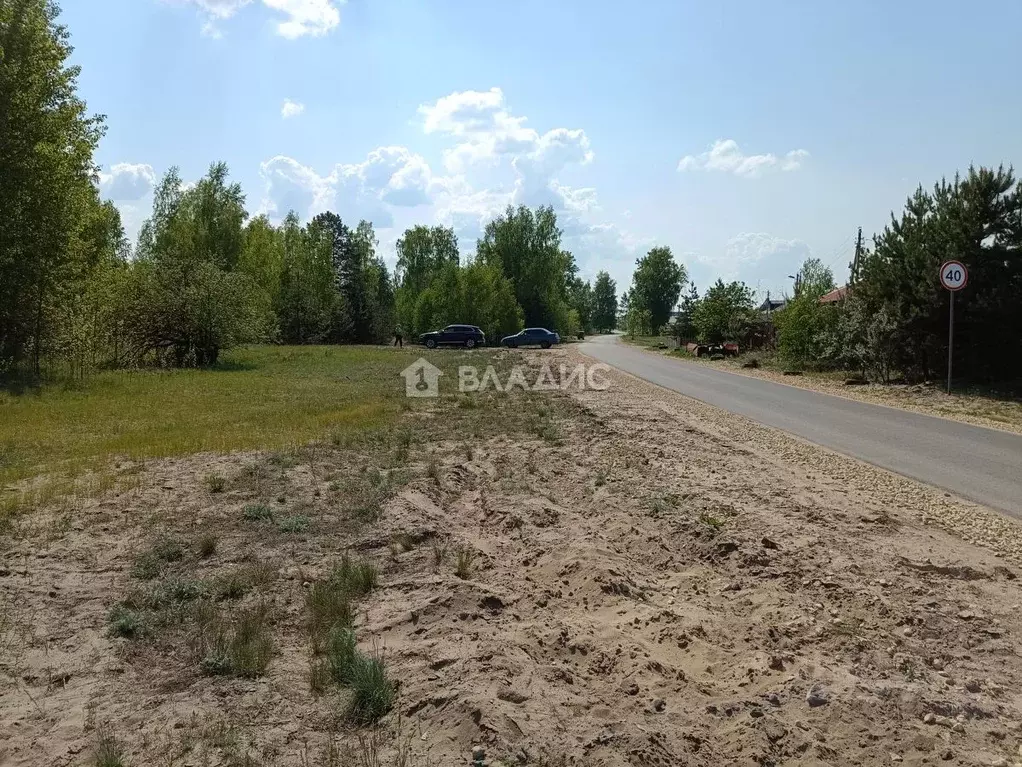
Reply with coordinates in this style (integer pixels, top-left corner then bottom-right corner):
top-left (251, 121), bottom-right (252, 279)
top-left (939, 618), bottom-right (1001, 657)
top-left (66, 0), bottom-right (1022, 301)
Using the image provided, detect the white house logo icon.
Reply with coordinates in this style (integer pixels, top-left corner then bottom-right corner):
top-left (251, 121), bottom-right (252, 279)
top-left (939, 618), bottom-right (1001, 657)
top-left (401, 358), bottom-right (443, 397)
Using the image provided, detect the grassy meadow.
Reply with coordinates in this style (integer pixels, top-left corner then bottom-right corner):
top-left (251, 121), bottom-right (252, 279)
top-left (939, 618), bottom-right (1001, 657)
top-left (0, 344), bottom-right (500, 519)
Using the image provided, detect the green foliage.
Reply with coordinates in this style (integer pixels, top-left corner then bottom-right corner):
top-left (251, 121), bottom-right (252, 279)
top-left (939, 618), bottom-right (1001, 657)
top-left (672, 283), bottom-right (700, 342)
top-left (197, 604), bottom-right (273, 679)
top-left (108, 604), bottom-right (145, 639)
top-left (629, 246), bottom-right (687, 331)
top-left (276, 212), bottom-right (338, 344)
top-left (195, 533), bottom-right (218, 559)
top-left (277, 514), bottom-right (310, 533)
top-left (774, 296), bottom-right (839, 369)
top-left (852, 165), bottom-right (1022, 382)
top-left (93, 724), bottom-right (127, 767)
top-left (591, 271), bottom-right (619, 331)
top-left (624, 306), bottom-right (652, 338)
top-left (792, 258), bottom-right (837, 301)
top-left (476, 205), bottom-right (572, 330)
top-left (693, 279), bottom-right (755, 343)
top-left (0, 0), bottom-right (106, 374)
top-left (333, 553), bottom-right (379, 597)
top-left (345, 651), bottom-right (395, 724)
top-left (243, 504), bottom-right (274, 522)
top-left (325, 628), bottom-right (395, 723)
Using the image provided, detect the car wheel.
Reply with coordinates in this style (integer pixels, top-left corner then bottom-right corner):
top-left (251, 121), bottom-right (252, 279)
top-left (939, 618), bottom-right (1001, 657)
top-left (425, 339), bottom-right (437, 349)
top-left (465, 339), bottom-right (476, 349)
top-left (541, 342), bottom-right (551, 349)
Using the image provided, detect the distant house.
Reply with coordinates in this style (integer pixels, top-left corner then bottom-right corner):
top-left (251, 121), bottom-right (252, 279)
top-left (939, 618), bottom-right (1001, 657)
top-left (819, 285), bottom-right (851, 304)
top-left (758, 297), bottom-right (787, 314)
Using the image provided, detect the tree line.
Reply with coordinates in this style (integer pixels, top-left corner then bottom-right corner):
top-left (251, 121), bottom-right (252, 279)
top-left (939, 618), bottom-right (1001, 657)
top-left (0, 0), bottom-right (628, 378)
top-left (618, 166), bottom-right (1022, 385)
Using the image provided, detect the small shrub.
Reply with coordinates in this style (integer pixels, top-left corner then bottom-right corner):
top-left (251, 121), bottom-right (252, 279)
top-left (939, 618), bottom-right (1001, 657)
top-left (151, 535), bottom-right (185, 562)
top-left (306, 581), bottom-right (355, 651)
top-left (309, 658), bottom-right (331, 695)
top-left (94, 724), bottom-right (127, 767)
top-left (595, 470), bottom-right (607, 488)
top-left (333, 553), bottom-right (378, 597)
top-left (242, 504), bottom-right (274, 522)
top-left (346, 651), bottom-right (395, 724)
top-left (212, 563), bottom-right (276, 601)
top-left (431, 540), bottom-right (447, 570)
top-left (326, 626), bottom-right (360, 684)
top-left (539, 424), bottom-right (562, 444)
top-left (277, 515), bottom-right (310, 534)
top-left (204, 473), bottom-right (227, 493)
top-left (454, 546), bottom-right (475, 580)
top-left (699, 512), bottom-right (724, 531)
top-left (426, 457), bottom-right (441, 483)
top-left (198, 604), bottom-right (273, 679)
top-left (195, 533), bottom-right (218, 559)
top-left (131, 553), bottom-right (162, 581)
top-left (131, 535), bottom-right (184, 580)
top-left (162, 577), bottom-right (207, 602)
top-left (108, 605), bottom-right (145, 639)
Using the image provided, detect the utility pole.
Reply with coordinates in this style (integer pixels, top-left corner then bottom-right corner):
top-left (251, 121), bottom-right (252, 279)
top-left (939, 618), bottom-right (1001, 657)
top-left (850, 227), bottom-right (863, 284)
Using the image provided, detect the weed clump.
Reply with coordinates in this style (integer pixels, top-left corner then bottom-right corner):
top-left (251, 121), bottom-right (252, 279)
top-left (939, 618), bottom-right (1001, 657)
top-left (204, 473), bottom-right (226, 493)
top-left (195, 533), bottom-right (218, 558)
top-left (242, 504), bottom-right (273, 522)
top-left (108, 605), bottom-right (145, 639)
top-left (197, 604), bottom-right (273, 679)
top-left (454, 545), bottom-right (475, 579)
top-left (131, 535), bottom-right (185, 581)
top-left (277, 515), bottom-right (310, 534)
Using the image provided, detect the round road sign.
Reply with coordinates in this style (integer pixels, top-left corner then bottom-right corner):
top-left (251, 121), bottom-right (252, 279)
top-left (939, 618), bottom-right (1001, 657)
top-left (939, 260), bottom-right (968, 291)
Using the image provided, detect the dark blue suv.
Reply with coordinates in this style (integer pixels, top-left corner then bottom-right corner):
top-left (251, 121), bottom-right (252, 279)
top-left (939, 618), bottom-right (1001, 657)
top-left (500, 327), bottom-right (560, 349)
top-left (419, 324), bottom-right (486, 349)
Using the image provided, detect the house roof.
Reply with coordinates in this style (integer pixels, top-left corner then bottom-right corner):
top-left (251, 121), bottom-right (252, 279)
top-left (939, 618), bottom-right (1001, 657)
top-left (819, 285), bottom-right (851, 304)
top-left (758, 298), bottom-right (787, 312)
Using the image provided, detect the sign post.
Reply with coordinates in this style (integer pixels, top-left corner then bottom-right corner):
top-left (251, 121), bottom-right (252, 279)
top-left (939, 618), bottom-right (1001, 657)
top-left (939, 260), bottom-right (968, 394)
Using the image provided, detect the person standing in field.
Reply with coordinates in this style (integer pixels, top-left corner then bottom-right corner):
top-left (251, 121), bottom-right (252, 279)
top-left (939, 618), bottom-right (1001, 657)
top-left (393, 324), bottom-right (404, 348)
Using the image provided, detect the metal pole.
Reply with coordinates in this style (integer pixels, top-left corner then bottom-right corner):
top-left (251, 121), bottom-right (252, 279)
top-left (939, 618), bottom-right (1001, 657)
top-left (947, 290), bottom-right (954, 395)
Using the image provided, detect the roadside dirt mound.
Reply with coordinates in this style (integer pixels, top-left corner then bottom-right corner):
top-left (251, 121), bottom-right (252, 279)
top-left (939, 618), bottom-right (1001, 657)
top-left (2, 349), bottom-right (1021, 767)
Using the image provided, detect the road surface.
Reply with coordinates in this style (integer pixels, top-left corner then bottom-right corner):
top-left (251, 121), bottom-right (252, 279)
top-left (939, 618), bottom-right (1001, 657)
top-left (581, 335), bottom-right (1022, 518)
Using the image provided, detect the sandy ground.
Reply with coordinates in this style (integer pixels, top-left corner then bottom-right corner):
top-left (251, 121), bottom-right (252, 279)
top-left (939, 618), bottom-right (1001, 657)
top-left (3, 348), bottom-right (1022, 767)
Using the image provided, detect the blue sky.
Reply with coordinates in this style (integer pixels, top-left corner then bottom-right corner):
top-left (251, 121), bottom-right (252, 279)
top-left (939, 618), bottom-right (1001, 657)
top-left (67, 0), bottom-right (1022, 300)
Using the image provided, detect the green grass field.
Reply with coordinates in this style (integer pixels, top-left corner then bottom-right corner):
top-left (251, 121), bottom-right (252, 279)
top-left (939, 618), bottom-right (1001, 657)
top-left (0, 345), bottom-right (484, 515)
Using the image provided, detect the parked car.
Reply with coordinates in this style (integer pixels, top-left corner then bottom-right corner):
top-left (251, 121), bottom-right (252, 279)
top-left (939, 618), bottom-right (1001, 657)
top-left (419, 324), bottom-right (486, 349)
top-left (501, 327), bottom-right (560, 349)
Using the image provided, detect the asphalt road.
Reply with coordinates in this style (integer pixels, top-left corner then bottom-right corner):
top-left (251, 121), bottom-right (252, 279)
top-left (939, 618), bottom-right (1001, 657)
top-left (580, 334), bottom-right (1022, 519)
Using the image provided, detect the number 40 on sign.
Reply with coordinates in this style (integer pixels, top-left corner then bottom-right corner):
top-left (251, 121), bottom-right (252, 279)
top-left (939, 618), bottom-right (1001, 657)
top-left (939, 260), bottom-right (968, 394)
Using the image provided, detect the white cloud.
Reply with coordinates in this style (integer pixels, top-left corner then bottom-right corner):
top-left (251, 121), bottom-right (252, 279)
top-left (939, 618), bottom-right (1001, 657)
top-left (99, 163), bottom-right (157, 201)
top-left (281, 99), bottom-right (305, 119)
top-left (677, 139), bottom-right (809, 178)
top-left (176, 0), bottom-right (341, 38)
top-left (259, 146), bottom-right (435, 228)
top-left (419, 88), bottom-right (593, 177)
top-left (263, 0), bottom-right (341, 38)
top-left (694, 232), bottom-right (811, 289)
top-left (257, 87), bottom-right (649, 279)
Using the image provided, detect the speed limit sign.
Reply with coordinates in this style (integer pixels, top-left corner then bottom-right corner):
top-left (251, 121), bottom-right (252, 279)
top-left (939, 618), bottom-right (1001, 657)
top-left (940, 260), bottom-right (968, 291)
top-left (940, 260), bottom-right (968, 395)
